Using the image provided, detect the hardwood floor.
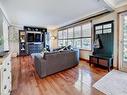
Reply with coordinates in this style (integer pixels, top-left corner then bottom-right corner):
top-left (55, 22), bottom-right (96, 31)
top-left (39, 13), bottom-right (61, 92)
top-left (11, 56), bottom-right (108, 95)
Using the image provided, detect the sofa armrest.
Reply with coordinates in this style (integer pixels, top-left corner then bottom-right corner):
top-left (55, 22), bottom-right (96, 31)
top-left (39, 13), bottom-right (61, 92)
top-left (34, 54), bottom-right (47, 78)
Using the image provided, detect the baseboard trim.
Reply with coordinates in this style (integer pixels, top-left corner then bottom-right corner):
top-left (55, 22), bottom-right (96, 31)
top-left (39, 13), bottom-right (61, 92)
top-left (80, 58), bottom-right (90, 63)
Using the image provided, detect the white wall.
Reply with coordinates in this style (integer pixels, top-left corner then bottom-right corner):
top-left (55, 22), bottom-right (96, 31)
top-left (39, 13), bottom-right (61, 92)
top-left (9, 26), bottom-right (23, 57)
top-left (49, 29), bottom-right (58, 49)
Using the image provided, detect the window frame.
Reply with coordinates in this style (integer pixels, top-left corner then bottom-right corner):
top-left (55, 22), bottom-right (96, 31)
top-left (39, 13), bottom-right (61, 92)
top-left (94, 21), bottom-right (114, 35)
top-left (80, 22), bottom-right (92, 51)
top-left (57, 22), bottom-right (92, 51)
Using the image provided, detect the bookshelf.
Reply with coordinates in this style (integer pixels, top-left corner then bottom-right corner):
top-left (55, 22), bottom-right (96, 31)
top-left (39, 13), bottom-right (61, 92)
top-left (19, 30), bottom-right (27, 55)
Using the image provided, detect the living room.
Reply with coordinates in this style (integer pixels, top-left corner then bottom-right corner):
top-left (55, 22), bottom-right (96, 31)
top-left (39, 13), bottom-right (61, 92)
top-left (0, 0), bottom-right (127, 95)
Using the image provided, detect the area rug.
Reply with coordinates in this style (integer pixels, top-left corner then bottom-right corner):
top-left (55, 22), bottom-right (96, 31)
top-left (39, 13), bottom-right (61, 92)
top-left (93, 70), bottom-right (127, 95)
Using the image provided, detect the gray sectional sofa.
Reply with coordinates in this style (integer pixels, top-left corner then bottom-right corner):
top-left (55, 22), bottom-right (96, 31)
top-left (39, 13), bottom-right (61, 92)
top-left (34, 50), bottom-right (79, 78)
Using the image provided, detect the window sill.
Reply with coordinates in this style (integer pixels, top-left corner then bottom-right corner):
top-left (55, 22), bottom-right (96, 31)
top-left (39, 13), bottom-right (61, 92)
top-left (80, 49), bottom-right (92, 52)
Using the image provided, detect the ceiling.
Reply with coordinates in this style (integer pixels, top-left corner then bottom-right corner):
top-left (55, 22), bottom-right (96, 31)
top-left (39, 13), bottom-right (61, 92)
top-left (116, 0), bottom-right (125, 3)
top-left (115, 0), bottom-right (127, 7)
top-left (104, 0), bottom-right (127, 8)
top-left (0, 0), bottom-right (126, 29)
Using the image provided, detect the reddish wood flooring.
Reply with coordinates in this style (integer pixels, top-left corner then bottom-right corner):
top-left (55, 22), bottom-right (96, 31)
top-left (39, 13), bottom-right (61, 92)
top-left (11, 56), bottom-right (108, 95)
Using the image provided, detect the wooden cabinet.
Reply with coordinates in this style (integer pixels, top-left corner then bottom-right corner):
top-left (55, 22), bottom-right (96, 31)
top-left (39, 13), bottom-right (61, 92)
top-left (89, 55), bottom-right (113, 71)
top-left (0, 53), bottom-right (11, 95)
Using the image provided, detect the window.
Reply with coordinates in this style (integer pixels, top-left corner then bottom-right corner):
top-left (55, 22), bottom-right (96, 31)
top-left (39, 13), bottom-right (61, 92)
top-left (74, 26), bottom-right (81, 38)
top-left (103, 23), bottom-right (112, 33)
top-left (58, 40), bottom-right (63, 47)
top-left (63, 40), bottom-right (68, 46)
top-left (94, 22), bottom-right (113, 34)
top-left (82, 38), bottom-right (91, 50)
top-left (96, 30), bottom-right (103, 34)
top-left (68, 39), bottom-right (73, 46)
top-left (81, 23), bottom-right (92, 50)
top-left (58, 31), bottom-right (63, 39)
top-left (58, 22), bottom-right (92, 50)
top-left (63, 30), bottom-right (68, 39)
top-left (74, 39), bottom-right (81, 48)
top-left (82, 23), bottom-right (91, 37)
top-left (68, 28), bottom-right (73, 38)
top-left (95, 25), bottom-right (103, 34)
top-left (73, 26), bottom-right (82, 48)
top-left (103, 29), bottom-right (112, 33)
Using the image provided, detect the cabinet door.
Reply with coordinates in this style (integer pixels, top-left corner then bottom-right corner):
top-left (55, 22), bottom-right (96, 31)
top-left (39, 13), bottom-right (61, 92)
top-left (99, 59), bottom-right (108, 67)
top-left (0, 67), bottom-right (2, 94)
top-left (2, 67), bottom-right (9, 94)
top-left (90, 57), bottom-right (98, 64)
top-left (6, 60), bottom-right (11, 72)
top-left (1, 59), bottom-right (11, 94)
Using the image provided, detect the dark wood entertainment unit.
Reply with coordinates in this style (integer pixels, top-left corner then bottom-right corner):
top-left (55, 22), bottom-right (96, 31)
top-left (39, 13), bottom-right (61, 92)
top-left (19, 26), bottom-right (47, 55)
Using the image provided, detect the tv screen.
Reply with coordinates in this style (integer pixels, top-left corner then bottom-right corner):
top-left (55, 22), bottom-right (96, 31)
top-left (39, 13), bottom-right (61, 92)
top-left (27, 33), bottom-right (34, 42)
top-left (35, 34), bottom-right (41, 42)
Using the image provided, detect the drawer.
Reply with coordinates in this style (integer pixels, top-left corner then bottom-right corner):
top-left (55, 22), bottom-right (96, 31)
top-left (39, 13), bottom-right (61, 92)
top-left (99, 59), bottom-right (108, 67)
top-left (2, 71), bottom-right (11, 94)
top-left (2, 81), bottom-right (9, 94)
top-left (90, 57), bottom-right (98, 64)
top-left (6, 61), bottom-right (11, 72)
top-left (5, 60), bottom-right (11, 67)
top-left (2, 61), bottom-right (11, 72)
top-left (7, 73), bottom-right (11, 91)
top-left (1, 90), bottom-right (11, 95)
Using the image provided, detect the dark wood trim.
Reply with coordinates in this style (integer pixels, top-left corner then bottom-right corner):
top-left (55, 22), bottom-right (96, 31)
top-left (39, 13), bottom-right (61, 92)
top-left (80, 58), bottom-right (90, 63)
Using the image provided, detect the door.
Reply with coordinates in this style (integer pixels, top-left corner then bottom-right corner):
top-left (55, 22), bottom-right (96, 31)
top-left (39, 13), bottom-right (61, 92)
top-left (119, 12), bottom-right (127, 71)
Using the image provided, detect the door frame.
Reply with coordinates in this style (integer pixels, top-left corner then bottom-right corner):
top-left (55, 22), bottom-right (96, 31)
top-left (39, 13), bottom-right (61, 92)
top-left (118, 12), bottom-right (127, 71)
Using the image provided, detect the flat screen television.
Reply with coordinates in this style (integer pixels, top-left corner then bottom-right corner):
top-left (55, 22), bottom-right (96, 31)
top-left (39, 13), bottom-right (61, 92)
top-left (27, 33), bottom-right (42, 42)
top-left (35, 34), bottom-right (41, 42)
top-left (27, 33), bottom-right (34, 42)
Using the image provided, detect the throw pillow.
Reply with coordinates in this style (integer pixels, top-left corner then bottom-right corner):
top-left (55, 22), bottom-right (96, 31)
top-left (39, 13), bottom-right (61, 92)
top-left (41, 51), bottom-right (45, 58)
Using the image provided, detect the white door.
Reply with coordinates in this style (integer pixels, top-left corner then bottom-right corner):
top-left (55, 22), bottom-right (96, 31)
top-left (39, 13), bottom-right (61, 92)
top-left (119, 12), bottom-right (127, 71)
